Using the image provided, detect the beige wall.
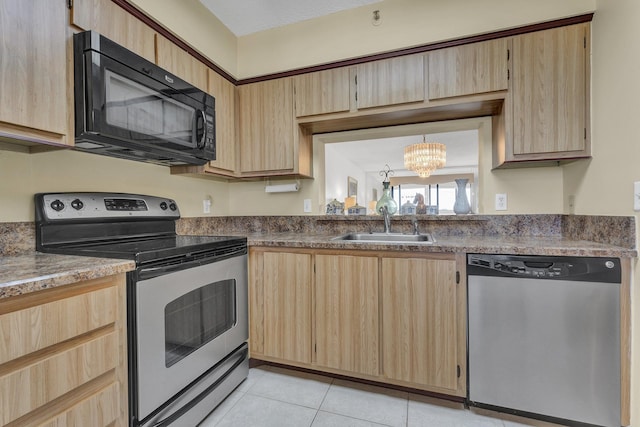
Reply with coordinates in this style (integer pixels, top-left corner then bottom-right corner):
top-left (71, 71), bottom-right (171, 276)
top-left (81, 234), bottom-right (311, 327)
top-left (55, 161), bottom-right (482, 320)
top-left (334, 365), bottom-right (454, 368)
top-left (237, 0), bottom-right (595, 78)
top-left (566, 0), bottom-right (640, 424)
top-left (0, 149), bottom-right (230, 222)
top-left (128, 0), bottom-right (238, 76)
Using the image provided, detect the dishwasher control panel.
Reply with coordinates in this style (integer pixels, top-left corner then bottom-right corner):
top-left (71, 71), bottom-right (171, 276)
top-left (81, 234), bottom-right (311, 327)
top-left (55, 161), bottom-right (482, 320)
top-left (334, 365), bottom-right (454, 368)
top-left (467, 254), bottom-right (620, 282)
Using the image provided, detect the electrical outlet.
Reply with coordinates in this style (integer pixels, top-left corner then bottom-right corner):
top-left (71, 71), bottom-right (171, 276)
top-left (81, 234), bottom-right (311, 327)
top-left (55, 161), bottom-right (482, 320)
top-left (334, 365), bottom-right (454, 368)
top-left (634, 182), bottom-right (640, 211)
top-left (495, 193), bottom-right (507, 211)
top-left (203, 199), bottom-right (211, 214)
top-left (568, 195), bottom-right (576, 215)
top-left (303, 199), bottom-right (312, 213)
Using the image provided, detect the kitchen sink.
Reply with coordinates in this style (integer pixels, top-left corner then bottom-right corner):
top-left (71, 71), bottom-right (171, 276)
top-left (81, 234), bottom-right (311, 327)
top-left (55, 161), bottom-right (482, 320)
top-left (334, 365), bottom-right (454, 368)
top-left (331, 232), bottom-right (435, 243)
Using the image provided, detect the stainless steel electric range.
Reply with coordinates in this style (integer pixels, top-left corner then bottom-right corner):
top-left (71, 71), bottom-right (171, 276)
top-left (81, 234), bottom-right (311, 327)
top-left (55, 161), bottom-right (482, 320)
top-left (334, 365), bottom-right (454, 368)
top-left (35, 192), bottom-right (248, 427)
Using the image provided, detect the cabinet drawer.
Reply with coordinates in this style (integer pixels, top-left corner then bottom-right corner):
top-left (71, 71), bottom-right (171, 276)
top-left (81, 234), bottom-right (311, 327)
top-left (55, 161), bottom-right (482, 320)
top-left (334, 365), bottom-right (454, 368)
top-left (36, 382), bottom-right (120, 427)
top-left (0, 286), bottom-right (117, 365)
top-left (0, 331), bottom-right (117, 425)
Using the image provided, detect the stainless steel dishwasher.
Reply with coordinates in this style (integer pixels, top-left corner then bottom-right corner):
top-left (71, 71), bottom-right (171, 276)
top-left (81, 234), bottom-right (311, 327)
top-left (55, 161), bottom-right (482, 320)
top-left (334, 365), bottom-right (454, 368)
top-left (467, 254), bottom-right (621, 427)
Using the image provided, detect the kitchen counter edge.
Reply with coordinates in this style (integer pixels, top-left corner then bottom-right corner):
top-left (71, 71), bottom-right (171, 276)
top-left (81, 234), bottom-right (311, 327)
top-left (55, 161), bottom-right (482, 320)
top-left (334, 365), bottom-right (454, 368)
top-left (244, 232), bottom-right (638, 258)
top-left (0, 252), bottom-right (135, 300)
top-left (1, 232), bottom-right (635, 300)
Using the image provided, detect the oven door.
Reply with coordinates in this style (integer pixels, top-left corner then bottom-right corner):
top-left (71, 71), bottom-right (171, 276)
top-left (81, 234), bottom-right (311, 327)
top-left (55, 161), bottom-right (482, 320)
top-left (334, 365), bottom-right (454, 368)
top-left (133, 253), bottom-right (248, 424)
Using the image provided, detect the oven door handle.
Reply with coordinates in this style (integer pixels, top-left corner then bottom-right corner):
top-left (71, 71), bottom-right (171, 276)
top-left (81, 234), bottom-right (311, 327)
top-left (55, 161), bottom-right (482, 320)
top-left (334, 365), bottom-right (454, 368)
top-left (138, 248), bottom-right (246, 280)
top-left (149, 346), bottom-right (248, 427)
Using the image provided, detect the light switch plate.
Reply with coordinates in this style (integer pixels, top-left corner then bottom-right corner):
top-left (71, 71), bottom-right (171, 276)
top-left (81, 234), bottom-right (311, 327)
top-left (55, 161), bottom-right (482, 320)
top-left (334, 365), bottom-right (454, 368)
top-left (203, 199), bottom-right (211, 214)
top-left (495, 193), bottom-right (507, 211)
top-left (303, 199), bottom-right (312, 213)
top-left (634, 182), bottom-right (640, 211)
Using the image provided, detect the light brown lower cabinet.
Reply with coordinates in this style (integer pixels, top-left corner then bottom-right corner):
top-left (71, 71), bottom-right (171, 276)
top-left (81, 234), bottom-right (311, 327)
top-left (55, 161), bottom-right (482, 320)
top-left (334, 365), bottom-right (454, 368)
top-left (381, 255), bottom-right (465, 395)
top-left (250, 250), bottom-right (313, 364)
top-left (249, 248), bottom-right (466, 397)
top-left (315, 254), bottom-right (379, 377)
top-left (0, 274), bottom-right (127, 427)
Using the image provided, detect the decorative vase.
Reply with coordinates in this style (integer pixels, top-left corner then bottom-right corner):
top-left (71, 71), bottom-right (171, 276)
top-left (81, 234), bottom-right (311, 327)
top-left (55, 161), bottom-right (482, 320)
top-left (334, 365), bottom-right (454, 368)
top-left (453, 178), bottom-right (471, 215)
top-left (375, 181), bottom-right (398, 215)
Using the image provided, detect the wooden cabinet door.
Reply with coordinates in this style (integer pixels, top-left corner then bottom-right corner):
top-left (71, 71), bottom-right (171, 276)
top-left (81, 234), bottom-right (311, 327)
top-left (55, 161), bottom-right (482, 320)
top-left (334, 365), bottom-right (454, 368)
top-left (381, 256), bottom-right (462, 394)
top-left (71, 0), bottom-right (156, 62)
top-left (261, 252), bottom-right (312, 364)
top-left (155, 34), bottom-right (208, 91)
top-left (0, 0), bottom-right (68, 144)
top-left (315, 254), bottom-right (379, 376)
top-left (207, 70), bottom-right (237, 174)
top-left (356, 55), bottom-right (425, 109)
top-left (238, 78), bottom-right (296, 173)
top-left (0, 275), bottom-right (127, 427)
top-left (294, 68), bottom-right (351, 117)
top-left (428, 39), bottom-right (509, 99)
top-left (511, 24), bottom-right (588, 156)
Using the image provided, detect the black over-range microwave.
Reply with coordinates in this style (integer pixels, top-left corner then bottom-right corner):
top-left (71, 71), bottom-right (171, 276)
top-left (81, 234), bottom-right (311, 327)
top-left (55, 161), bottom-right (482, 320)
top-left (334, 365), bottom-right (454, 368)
top-left (73, 30), bottom-right (215, 166)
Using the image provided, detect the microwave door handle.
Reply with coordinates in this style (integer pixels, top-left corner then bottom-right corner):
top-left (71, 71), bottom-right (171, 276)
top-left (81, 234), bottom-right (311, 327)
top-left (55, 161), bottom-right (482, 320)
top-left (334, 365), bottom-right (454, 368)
top-left (196, 109), bottom-right (207, 149)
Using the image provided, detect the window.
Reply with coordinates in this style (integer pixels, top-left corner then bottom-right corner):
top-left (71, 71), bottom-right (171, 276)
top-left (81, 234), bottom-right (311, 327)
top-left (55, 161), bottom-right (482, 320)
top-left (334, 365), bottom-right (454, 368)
top-left (393, 178), bottom-right (472, 215)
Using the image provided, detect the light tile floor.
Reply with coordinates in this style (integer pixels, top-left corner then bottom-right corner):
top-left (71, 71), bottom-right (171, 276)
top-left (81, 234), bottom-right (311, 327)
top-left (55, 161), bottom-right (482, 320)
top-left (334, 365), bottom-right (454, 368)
top-left (198, 366), bottom-right (553, 427)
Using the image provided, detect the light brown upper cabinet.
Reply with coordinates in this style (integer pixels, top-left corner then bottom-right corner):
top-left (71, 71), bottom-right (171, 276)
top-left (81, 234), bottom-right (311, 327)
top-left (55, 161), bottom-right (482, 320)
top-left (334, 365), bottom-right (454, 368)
top-left (294, 68), bottom-right (352, 117)
top-left (315, 254), bottom-right (380, 377)
top-left (381, 255), bottom-right (465, 396)
top-left (356, 55), bottom-right (425, 109)
top-left (71, 0), bottom-right (155, 62)
top-left (428, 39), bottom-right (509, 100)
top-left (238, 78), bottom-right (312, 177)
top-left (171, 69), bottom-right (238, 178)
top-left (0, 0), bottom-right (69, 146)
top-left (206, 70), bottom-right (237, 175)
top-left (502, 23), bottom-right (590, 164)
top-left (155, 34), bottom-right (208, 91)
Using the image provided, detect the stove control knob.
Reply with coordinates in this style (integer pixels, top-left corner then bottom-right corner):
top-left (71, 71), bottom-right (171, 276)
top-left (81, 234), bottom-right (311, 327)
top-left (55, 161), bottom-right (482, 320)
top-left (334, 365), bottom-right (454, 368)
top-left (160, 202), bottom-right (168, 210)
top-left (71, 199), bottom-right (84, 210)
top-left (169, 202), bottom-right (177, 211)
top-left (50, 200), bottom-right (65, 212)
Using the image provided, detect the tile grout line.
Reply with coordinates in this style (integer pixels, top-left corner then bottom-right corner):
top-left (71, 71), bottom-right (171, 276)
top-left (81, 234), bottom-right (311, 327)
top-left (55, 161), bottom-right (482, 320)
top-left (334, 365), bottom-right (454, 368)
top-left (211, 367), bottom-right (269, 425)
top-left (405, 393), bottom-right (409, 427)
top-left (207, 388), bottom-right (246, 425)
top-left (309, 375), bottom-right (335, 426)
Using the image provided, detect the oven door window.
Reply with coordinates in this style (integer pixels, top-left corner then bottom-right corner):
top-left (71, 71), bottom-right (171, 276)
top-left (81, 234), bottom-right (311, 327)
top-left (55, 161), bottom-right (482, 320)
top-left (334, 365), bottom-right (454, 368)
top-left (164, 279), bottom-right (236, 367)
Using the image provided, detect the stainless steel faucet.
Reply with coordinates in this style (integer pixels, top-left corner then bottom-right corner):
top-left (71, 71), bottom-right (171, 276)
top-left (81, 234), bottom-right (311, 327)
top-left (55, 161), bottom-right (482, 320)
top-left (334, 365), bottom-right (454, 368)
top-left (380, 205), bottom-right (391, 233)
top-left (411, 217), bottom-right (420, 235)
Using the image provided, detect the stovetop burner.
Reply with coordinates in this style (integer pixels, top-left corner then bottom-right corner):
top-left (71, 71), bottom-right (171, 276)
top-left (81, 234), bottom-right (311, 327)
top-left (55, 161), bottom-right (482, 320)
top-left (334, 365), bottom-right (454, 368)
top-left (35, 192), bottom-right (246, 265)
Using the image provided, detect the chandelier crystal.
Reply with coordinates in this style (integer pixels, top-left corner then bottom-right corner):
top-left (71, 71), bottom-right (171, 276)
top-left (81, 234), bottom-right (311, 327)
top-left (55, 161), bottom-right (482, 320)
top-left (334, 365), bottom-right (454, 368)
top-left (403, 136), bottom-right (446, 178)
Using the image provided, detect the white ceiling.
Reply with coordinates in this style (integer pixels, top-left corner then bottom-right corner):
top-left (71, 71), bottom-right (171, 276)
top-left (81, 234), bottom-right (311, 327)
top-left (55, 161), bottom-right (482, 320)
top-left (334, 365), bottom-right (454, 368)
top-left (326, 130), bottom-right (479, 177)
top-left (199, 0), bottom-right (383, 36)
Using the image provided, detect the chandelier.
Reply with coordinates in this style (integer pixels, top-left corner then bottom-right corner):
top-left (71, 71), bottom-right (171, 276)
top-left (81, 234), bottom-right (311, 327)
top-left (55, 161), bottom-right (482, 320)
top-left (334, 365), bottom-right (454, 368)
top-left (403, 136), bottom-right (446, 178)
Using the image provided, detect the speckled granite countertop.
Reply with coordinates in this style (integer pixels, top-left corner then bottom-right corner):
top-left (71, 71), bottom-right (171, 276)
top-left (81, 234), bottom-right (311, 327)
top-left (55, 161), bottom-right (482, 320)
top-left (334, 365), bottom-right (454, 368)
top-left (0, 253), bottom-right (135, 299)
top-left (3, 234), bottom-right (630, 301)
top-left (242, 232), bottom-right (637, 258)
top-left (1, 214), bottom-right (635, 300)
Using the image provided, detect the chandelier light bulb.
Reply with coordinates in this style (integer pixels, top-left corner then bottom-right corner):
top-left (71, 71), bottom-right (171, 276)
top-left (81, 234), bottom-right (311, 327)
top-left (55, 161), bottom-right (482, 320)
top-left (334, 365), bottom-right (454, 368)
top-left (403, 136), bottom-right (446, 178)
